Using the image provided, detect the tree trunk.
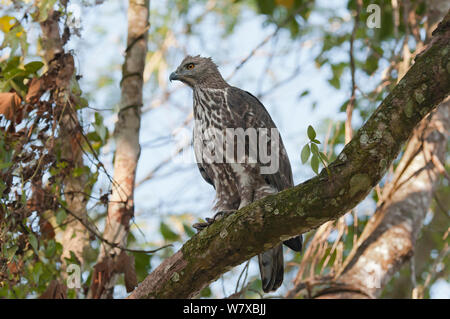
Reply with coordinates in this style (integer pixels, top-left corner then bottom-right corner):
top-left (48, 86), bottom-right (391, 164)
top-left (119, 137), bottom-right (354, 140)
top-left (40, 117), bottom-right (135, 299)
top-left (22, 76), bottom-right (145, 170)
top-left (40, 10), bottom-right (90, 271)
top-left (90, 0), bottom-right (150, 299)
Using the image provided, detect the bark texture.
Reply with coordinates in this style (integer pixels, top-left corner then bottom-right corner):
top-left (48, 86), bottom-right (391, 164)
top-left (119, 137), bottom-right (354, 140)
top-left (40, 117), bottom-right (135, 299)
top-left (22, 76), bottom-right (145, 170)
top-left (90, 0), bottom-right (150, 298)
top-left (40, 11), bottom-right (90, 268)
top-left (128, 12), bottom-right (450, 299)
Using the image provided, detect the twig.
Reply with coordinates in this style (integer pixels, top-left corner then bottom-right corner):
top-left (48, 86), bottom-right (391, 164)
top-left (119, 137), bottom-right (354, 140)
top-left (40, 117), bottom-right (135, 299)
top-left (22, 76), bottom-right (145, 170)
top-left (226, 6), bottom-right (305, 80)
top-left (345, 0), bottom-right (362, 144)
top-left (58, 199), bottom-right (171, 255)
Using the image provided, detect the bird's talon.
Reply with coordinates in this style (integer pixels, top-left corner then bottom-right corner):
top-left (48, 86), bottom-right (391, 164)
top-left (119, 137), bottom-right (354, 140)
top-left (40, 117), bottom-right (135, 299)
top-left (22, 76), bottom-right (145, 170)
top-left (214, 210), bottom-right (236, 220)
top-left (192, 222), bottom-right (209, 232)
top-left (193, 210), bottom-right (236, 232)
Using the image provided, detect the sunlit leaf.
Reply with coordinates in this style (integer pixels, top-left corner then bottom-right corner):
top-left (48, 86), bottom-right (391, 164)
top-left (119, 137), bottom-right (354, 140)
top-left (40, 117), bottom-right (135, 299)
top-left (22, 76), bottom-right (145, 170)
top-left (307, 125), bottom-right (316, 140)
top-left (310, 142), bottom-right (319, 156)
top-left (300, 144), bottom-right (310, 164)
top-left (24, 61), bottom-right (44, 74)
top-left (160, 222), bottom-right (180, 242)
top-left (28, 233), bottom-right (38, 253)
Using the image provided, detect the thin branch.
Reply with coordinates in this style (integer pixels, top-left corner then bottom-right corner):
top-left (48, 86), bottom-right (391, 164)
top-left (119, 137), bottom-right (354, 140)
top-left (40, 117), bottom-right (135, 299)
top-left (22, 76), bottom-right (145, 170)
top-left (59, 200), bottom-right (171, 255)
top-left (226, 6), bottom-right (305, 80)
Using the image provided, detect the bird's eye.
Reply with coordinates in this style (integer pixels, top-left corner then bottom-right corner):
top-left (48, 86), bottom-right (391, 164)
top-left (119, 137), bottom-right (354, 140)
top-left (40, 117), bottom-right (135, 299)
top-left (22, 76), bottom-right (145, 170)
top-left (186, 63), bottom-right (195, 70)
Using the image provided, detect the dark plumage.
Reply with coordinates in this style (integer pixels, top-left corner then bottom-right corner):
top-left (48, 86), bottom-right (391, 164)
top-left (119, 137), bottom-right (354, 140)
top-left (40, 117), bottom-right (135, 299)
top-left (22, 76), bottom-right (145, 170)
top-left (170, 55), bottom-right (302, 293)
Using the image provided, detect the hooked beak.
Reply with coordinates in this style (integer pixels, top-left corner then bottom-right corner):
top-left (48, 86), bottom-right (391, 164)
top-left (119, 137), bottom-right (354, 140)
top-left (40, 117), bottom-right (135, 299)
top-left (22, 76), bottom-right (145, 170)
top-left (169, 72), bottom-right (179, 82)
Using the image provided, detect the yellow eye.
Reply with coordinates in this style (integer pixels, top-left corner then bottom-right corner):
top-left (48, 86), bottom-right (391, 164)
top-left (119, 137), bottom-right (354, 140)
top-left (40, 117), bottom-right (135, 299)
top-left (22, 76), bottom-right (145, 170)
top-left (186, 63), bottom-right (195, 70)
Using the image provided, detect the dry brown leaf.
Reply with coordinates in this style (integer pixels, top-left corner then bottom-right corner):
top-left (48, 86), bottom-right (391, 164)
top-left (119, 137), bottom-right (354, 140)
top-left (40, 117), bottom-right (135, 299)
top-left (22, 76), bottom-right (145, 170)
top-left (26, 77), bottom-right (44, 103)
top-left (115, 251), bottom-right (138, 293)
top-left (7, 260), bottom-right (24, 275)
top-left (90, 257), bottom-right (114, 299)
top-left (39, 219), bottom-right (55, 239)
top-left (0, 92), bottom-right (22, 121)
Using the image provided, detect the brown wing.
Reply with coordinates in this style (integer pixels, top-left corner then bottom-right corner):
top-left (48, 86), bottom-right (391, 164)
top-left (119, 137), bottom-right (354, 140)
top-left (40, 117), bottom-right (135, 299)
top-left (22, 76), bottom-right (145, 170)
top-left (226, 86), bottom-right (294, 191)
top-left (227, 87), bottom-right (302, 252)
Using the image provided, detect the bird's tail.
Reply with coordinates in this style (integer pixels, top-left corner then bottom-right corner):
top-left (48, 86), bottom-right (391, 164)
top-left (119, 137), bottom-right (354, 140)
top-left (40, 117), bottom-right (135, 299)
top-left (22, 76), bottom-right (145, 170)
top-left (258, 244), bottom-right (284, 293)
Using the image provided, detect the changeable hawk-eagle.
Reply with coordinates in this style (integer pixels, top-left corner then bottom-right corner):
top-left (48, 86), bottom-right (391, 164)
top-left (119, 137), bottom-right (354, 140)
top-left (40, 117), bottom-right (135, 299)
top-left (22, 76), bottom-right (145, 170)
top-left (170, 55), bottom-right (302, 293)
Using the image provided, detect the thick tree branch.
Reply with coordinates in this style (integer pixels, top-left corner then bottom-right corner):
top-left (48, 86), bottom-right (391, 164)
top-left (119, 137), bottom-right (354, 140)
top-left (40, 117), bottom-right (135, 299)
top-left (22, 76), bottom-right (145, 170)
top-left (129, 12), bottom-right (450, 299)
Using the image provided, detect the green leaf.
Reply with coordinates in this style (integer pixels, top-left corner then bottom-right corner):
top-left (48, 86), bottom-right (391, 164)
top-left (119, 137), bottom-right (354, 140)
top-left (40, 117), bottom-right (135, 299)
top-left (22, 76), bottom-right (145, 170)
top-left (160, 222), bottom-right (180, 242)
top-left (200, 286), bottom-right (212, 297)
top-left (7, 245), bottom-right (18, 259)
top-left (32, 262), bottom-right (43, 283)
top-left (86, 131), bottom-right (101, 142)
top-left (55, 242), bottom-right (63, 256)
top-left (312, 139), bottom-right (321, 144)
top-left (0, 162), bottom-right (12, 170)
top-left (299, 89), bottom-right (310, 98)
top-left (314, 55), bottom-right (328, 68)
top-left (64, 250), bottom-right (80, 265)
top-left (183, 223), bottom-right (196, 238)
top-left (24, 61), bottom-right (44, 74)
top-left (328, 62), bottom-right (346, 90)
top-left (339, 99), bottom-right (350, 112)
top-left (319, 152), bottom-right (329, 163)
top-left (55, 209), bottom-right (67, 226)
top-left (328, 76), bottom-right (340, 89)
top-left (311, 154), bottom-right (319, 174)
top-left (310, 142), bottom-right (319, 156)
top-left (362, 53), bottom-right (379, 75)
top-left (2, 56), bottom-right (20, 74)
top-left (257, 0), bottom-right (276, 14)
top-left (94, 112), bottom-right (108, 142)
top-left (300, 144), bottom-right (310, 164)
top-left (77, 97), bottom-right (88, 109)
top-left (28, 233), bottom-right (38, 252)
top-left (307, 125), bottom-right (316, 140)
top-left (0, 181), bottom-right (6, 196)
top-left (20, 191), bottom-right (26, 206)
top-left (132, 252), bottom-right (152, 282)
top-left (45, 239), bottom-right (56, 258)
top-left (36, 0), bottom-right (58, 22)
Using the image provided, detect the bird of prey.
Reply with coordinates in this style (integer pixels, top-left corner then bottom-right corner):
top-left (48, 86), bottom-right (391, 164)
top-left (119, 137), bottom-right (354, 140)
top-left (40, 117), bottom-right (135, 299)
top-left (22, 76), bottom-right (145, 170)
top-left (170, 55), bottom-right (302, 293)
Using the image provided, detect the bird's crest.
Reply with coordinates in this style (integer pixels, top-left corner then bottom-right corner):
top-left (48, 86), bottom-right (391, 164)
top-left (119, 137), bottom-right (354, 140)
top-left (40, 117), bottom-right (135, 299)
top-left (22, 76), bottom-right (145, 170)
top-left (181, 55), bottom-right (218, 68)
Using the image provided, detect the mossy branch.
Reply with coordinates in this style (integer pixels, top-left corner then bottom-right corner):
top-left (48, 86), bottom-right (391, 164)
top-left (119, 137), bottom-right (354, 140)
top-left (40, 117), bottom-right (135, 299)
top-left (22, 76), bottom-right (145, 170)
top-left (128, 12), bottom-right (450, 299)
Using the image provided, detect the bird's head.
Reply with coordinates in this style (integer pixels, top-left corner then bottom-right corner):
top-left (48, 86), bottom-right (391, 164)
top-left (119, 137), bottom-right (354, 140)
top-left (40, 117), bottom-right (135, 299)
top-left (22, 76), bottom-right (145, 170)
top-left (169, 55), bottom-right (228, 89)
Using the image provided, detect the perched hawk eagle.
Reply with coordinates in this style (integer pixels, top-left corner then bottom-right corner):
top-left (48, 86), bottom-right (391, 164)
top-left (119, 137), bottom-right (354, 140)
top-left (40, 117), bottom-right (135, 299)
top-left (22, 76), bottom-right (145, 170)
top-left (170, 55), bottom-right (302, 293)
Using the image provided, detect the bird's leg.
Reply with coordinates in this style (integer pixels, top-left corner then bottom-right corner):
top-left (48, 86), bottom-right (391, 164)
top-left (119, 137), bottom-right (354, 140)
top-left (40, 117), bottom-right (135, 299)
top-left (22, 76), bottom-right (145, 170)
top-left (193, 196), bottom-right (249, 231)
top-left (207, 210), bottom-right (236, 222)
top-left (192, 210), bottom-right (237, 232)
top-left (193, 196), bottom-right (251, 231)
top-left (192, 221), bottom-right (209, 231)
